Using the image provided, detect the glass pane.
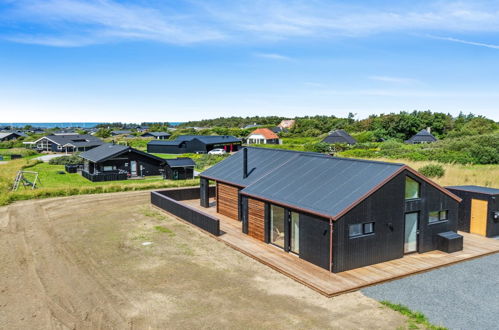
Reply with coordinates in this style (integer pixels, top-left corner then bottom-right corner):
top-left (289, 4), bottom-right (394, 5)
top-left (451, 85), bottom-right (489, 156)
top-left (349, 224), bottom-right (362, 237)
top-left (405, 177), bottom-right (420, 199)
top-left (429, 211), bottom-right (439, 223)
top-left (270, 205), bottom-right (285, 248)
top-left (363, 222), bottom-right (374, 234)
top-left (440, 210), bottom-right (448, 220)
top-left (290, 212), bottom-right (299, 254)
top-left (404, 213), bottom-right (418, 253)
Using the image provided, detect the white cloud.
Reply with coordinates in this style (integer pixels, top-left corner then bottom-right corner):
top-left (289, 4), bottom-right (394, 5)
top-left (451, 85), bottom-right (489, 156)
top-left (3, 1), bottom-right (499, 46)
top-left (369, 76), bottom-right (420, 84)
top-left (254, 53), bottom-right (292, 61)
top-left (427, 35), bottom-right (499, 50)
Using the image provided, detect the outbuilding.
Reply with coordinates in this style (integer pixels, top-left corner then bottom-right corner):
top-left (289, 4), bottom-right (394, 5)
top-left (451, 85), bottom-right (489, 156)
top-left (147, 135), bottom-right (242, 154)
top-left (446, 185), bottom-right (499, 237)
top-left (80, 143), bottom-right (165, 181)
top-left (164, 158), bottom-right (196, 180)
top-left (322, 129), bottom-right (356, 145)
top-left (199, 147), bottom-right (462, 273)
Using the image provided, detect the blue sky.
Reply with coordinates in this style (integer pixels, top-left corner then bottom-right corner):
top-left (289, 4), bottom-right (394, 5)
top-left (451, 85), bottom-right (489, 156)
top-left (1, 0), bottom-right (499, 122)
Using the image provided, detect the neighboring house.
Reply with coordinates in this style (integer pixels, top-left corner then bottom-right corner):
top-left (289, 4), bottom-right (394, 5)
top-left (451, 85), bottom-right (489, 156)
top-left (277, 119), bottom-right (295, 129)
top-left (247, 128), bottom-right (280, 145)
top-left (110, 130), bottom-right (134, 136)
top-left (446, 186), bottom-right (499, 237)
top-left (199, 147), bottom-right (462, 273)
top-left (322, 129), bottom-right (357, 145)
top-left (271, 126), bottom-right (289, 134)
top-left (405, 129), bottom-right (437, 144)
top-left (164, 158), bottom-right (196, 180)
top-left (0, 132), bottom-right (26, 141)
top-left (244, 123), bottom-right (261, 129)
top-left (31, 134), bottom-right (104, 152)
top-left (80, 143), bottom-right (166, 181)
top-left (141, 132), bottom-right (171, 140)
top-left (147, 135), bottom-right (242, 154)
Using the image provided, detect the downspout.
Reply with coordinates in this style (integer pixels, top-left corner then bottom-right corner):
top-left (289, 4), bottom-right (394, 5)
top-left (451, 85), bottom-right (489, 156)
top-left (329, 218), bottom-right (333, 273)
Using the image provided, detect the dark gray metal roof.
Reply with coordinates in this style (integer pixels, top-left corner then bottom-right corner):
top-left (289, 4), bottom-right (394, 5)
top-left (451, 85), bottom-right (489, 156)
top-left (446, 185), bottom-right (499, 195)
top-left (148, 140), bottom-right (183, 146)
top-left (39, 134), bottom-right (104, 147)
top-left (147, 135), bottom-right (241, 147)
top-left (201, 147), bottom-right (313, 186)
top-left (80, 143), bottom-right (165, 163)
top-left (166, 158), bottom-right (196, 168)
top-left (322, 129), bottom-right (357, 145)
top-left (142, 132), bottom-right (171, 137)
top-left (240, 153), bottom-right (404, 219)
top-left (111, 130), bottom-right (133, 135)
top-left (405, 129), bottom-right (437, 143)
top-left (80, 143), bottom-right (130, 162)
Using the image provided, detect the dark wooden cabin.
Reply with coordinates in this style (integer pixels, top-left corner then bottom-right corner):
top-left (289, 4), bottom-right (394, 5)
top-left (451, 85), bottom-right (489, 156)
top-left (32, 134), bottom-right (104, 152)
top-left (164, 158), bottom-right (196, 180)
top-left (80, 143), bottom-right (165, 181)
top-left (405, 129), bottom-right (437, 144)
top-left (0, 132), bottom-right (27, 141)
top-left (322, 129), bottom-right (356, 145)
top-left (141, 132), bottom-right (171, 140)
top-left (147, 135), bottom-right (242, 154)
top-left (199, 147), bottom-right (462, 273)
top-left (446, 186), bottom-right (499, 237)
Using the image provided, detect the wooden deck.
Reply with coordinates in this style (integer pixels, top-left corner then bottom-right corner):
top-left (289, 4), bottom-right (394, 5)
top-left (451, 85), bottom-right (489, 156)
top-left (177, 199), bottom-right (499, 297)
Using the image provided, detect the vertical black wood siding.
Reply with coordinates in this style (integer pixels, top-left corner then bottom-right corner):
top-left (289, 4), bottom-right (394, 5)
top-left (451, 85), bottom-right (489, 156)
top-left (298, 213), bottom-right (330, 270)
top-left (333, 173), bottom-right (405, 273)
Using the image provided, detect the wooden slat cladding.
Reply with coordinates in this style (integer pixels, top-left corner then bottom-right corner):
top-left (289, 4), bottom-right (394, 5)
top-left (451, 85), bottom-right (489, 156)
top-left (217, 182), bottom-right (240, 220)
top-left (248, 198), bottom-right (265, 241)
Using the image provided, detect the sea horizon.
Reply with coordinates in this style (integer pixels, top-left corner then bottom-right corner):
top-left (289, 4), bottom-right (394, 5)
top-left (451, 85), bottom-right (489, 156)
top-left (0, 122), bottom-right (184, 129)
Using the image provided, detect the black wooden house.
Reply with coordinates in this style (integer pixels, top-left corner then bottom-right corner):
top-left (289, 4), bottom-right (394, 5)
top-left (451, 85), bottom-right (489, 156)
top-left (80, 143), bottom-right (166, 181)
top-left (199, 147), bottom-right (462, 273)
top-left (147, 135), bottom-right (241, 154)
top-left (446, 185), bottom-right (499, 237)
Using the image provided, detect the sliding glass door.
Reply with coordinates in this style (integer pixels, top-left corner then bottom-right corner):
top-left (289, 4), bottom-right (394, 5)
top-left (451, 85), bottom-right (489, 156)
top-left (270, 205), bottom-right (285, 248)
top-left (290, 212), bottom-right (300, 254)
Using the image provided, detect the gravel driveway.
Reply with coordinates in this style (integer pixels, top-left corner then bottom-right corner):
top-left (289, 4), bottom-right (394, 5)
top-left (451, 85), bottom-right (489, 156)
top-left (362, 253), bottom-right (499, 330)
top-left (36, 154), bottom-right (67, 162)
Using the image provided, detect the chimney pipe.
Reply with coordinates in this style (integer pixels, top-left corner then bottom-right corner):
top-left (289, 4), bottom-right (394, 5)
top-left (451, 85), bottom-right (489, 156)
top-left (243, 148), bottom-right (248, 179)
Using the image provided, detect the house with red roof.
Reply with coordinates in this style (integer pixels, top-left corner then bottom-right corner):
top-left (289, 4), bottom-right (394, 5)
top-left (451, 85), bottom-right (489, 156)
top-left (247, 128), bottom-right (281, 145)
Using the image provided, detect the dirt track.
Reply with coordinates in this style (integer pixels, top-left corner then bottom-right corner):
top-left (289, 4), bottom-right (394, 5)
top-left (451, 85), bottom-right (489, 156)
top-left (0, 191), bottom-right (407, 329)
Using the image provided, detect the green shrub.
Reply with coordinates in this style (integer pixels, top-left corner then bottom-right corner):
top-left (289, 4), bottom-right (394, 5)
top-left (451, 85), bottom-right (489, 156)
top-left (49, 155), bottom-right (83, 165)
top-left (418, 164), bottom-right (445, 178)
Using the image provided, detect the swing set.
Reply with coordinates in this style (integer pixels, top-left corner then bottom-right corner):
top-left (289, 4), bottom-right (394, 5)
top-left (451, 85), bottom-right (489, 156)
top-left (12, 171), bottom-right (41, 191)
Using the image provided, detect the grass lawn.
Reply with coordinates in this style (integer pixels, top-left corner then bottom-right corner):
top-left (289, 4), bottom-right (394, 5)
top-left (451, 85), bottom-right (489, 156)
top-left (28, 162), bottom-right (170, 188)
top-left (0, 159), bottom-right (199, 206)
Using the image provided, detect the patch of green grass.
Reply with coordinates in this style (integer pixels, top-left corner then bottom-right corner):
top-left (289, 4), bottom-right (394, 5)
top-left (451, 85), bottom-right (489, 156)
top-left (381, 301), bottom-right (447, 330)
top-left (140, 207), bottom-right (167, 221)
top-left (154, 225), bottom-right (175, 236)
top-left (131, 233), bottom-right (151, 241)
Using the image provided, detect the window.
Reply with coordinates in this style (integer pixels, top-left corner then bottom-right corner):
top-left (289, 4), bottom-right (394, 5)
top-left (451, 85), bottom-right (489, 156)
top-left (103, 166), bottom-right (115, 172)
top-left (429, 211), bottom-right (439, 223)
top-left (429, 210), bottom-right (448, 223)
top-left (363, 222), bottom-right (374, 234)
top-left (405, 177), bottom-right (420, 200)
top-left (349, 222), bottom-right (375, 238)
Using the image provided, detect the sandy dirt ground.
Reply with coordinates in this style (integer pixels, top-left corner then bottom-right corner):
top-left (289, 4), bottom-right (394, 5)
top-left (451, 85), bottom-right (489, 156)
top-left (0, 191), bottom-right (408, 329)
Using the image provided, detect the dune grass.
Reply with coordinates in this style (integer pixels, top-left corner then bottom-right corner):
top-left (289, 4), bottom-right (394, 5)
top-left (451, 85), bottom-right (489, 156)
top-left (381, 301), bottom-right (447, 330)
top-left (373, 158), bottom-right (499, 187)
